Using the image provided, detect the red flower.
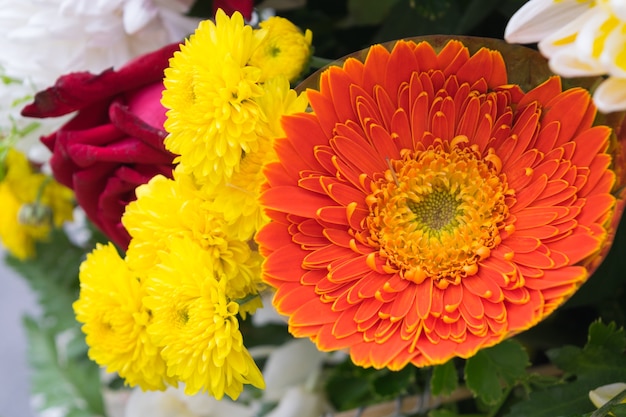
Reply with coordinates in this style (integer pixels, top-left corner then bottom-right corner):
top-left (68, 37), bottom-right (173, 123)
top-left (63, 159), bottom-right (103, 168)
top-left (22, 43), bottom-right (179, 249)
top-left (256, 39), bottom-right (616, 369)
top-left (213, 0), bottom-right (254, 21)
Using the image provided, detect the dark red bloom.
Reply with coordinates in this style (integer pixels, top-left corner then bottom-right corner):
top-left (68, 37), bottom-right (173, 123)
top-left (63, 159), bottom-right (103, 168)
top-left (213, 0), bottom-right (254, 21)
top-left (22, 43), bottom-right (179, 249)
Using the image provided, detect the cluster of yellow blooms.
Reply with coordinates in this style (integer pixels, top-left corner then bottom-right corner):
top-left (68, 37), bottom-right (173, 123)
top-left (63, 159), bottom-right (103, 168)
top-left (73, 10), bottom-right (312, 400)
top-left (0, 147), bottom-right (74, 260)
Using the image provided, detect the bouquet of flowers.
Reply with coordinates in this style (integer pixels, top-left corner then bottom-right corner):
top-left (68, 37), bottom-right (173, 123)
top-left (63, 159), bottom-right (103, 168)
top-left (2, 1), bottom-right (626, 417)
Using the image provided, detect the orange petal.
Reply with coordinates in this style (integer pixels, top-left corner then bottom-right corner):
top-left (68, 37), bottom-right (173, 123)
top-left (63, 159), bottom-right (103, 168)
top-left (544, 88), bottom-right (593, 147)
top-left (331, 135), bottom-right (386, 177)
top-left (416, 278), bottom-right (434, 319)
top-left (438, 40), bottom-right (470, 76)
top-left (385, 40), bottom-right (420, 98)
top-left (577, 193), bottom-right (616, 225)
top-left (332, 305), bottom-right (361, 338)
top-left (264, 246), bottom-right (305, 283)
top-left (545, 229), bottom-right (603, 265)
top-left (262, 185), bottom-right (333, 218)
top-left (302, 244), bottom-right (355, 268)
top-left (463, 274), bottom-right (504, 302)
top-left (517, 76), bottom-right (562, 109)
top-left (523, 266), bottom-right (586, 290)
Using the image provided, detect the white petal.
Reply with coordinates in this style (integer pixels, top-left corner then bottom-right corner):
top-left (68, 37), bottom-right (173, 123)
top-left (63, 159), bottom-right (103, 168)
top-left (154, 0), bottom-right (195, 13)
top-left (123, 0), bottom-right (158, 34)
top-left (548, 48), bottom-right (605, 77)
top-left (124, 388), bottom-right (198, 417)
top-left (589, 382), bottom-right (626, 408)
top-left (538, 8), bottom-right (599, 58)
top-left (607, 0), bottom-right (626, 21)
top-left (505, 0), bottom-right (594, 44)
top-left (574, 7), bottom-right (615, 59)
top-left (599, 22), bottom-right (626, 77)
top-left (262, 339), bottom-right (325, 401)
top-left (592, 77), bottom-right (626, 113)
top-left (264, 387), bottom-right (325, 417)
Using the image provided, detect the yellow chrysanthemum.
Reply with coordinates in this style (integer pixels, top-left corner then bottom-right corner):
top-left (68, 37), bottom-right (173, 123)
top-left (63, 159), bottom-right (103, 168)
top-left (0, 149), bottom-right (73, 259)
top-left (250, 16), bottom-right (313, 82)
top-left (73, 243), bottom-right (171, 390)
top-left (122, 171), bottom-right (263, 310)
top-left (162, 10), bottom-right (266, 185)
top-left (144, 237), bottom-right (265, 399)
top-left (205, 76), bottom-right (309, 240)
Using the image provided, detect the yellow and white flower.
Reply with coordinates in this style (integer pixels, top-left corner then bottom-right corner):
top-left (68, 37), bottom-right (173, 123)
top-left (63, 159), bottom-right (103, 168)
top-left (505, 0), bottom-right (626, 112)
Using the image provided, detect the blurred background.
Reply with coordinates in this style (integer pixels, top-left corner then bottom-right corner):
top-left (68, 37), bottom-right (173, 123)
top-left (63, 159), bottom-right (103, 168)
top-left (1, 249), bottom-right (38, 417)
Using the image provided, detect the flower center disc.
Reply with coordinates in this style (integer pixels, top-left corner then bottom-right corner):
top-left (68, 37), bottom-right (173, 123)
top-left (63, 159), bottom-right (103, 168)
top-left (366, 142), bottom-right (509, 288)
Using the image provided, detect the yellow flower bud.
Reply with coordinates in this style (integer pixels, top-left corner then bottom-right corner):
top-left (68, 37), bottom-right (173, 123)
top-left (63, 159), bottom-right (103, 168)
top-left (250, 16), bottom-right (313, 83)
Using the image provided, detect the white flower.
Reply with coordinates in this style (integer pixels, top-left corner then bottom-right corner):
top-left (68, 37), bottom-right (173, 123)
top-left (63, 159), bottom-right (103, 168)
top-left (589, 382), bottom-right (626, 408)
top-left (504, 0), bottom-right (594, 44)
top-left (505, 0), bottom-right (626, 113)
top-left (0, 0), bottom-right (199, 87)
top-left (121, 386), bottom-right (255, 417)
top-left (262, 339), bottom-right (326, 402)
top-left (264, 386), bottom-right (325, 417)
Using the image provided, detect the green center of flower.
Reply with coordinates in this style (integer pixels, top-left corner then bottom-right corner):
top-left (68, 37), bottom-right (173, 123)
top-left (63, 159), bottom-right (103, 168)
top-left (365, 140), bottom-right (510, 288)
top-left (407, 190), bottom-right (460, 231)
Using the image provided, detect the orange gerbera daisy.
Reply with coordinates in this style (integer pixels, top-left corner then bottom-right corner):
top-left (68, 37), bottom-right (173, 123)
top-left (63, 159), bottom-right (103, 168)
top-left (256, 39), bottom-right (617, 369)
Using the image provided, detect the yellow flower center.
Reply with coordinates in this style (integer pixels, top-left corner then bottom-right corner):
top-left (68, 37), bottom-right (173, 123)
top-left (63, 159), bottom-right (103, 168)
top-left (366, 140), bottom-right (510, 289)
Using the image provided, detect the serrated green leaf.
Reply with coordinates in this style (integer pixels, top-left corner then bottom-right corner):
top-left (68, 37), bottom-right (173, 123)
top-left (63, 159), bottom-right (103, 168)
top-left (587, 321), bottom-right (626, 353)
top-left (464, 340), bottom-right (529, 405)
top-left (508, 321), bottom-right (626, 417)
top-left (431, 360), bottom-right (458, 396)
top-left (24, 316), bottom-right (104, 417)
top-left (547, 322), bottom-right (626, 376)
top-left (505, 378), bottom-right (594, 417)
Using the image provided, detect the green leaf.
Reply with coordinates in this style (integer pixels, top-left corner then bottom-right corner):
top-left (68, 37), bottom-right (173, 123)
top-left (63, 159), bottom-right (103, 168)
top-left (5, 228), bottom-right (86, 333)
top-left (587, 321), bottom-right (626, 353)
top-left (609, 403), bottom-right (626, 417)
top-left (372, 366), bottom-right (415, 397)
top-left (324, 358), bottom-right (418, 411)
top-left (548, 322), bottom-right (626, 376)
top-left (464, 339), bottom-right (529, 405)
top-left (431, 360), bottom-right (459, 396)
top-left (506, 321), bottom-right (626, 417)
top-left (24, 316), bottom-right (105, 417)
top-left (346, 0), bottom-right (400, 26)
top-left (506, 379), bottom-right (595, 417)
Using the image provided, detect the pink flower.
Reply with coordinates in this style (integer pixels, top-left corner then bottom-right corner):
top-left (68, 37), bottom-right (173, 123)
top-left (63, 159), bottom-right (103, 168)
top-left (21, 43), bottom-right (179, 249)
